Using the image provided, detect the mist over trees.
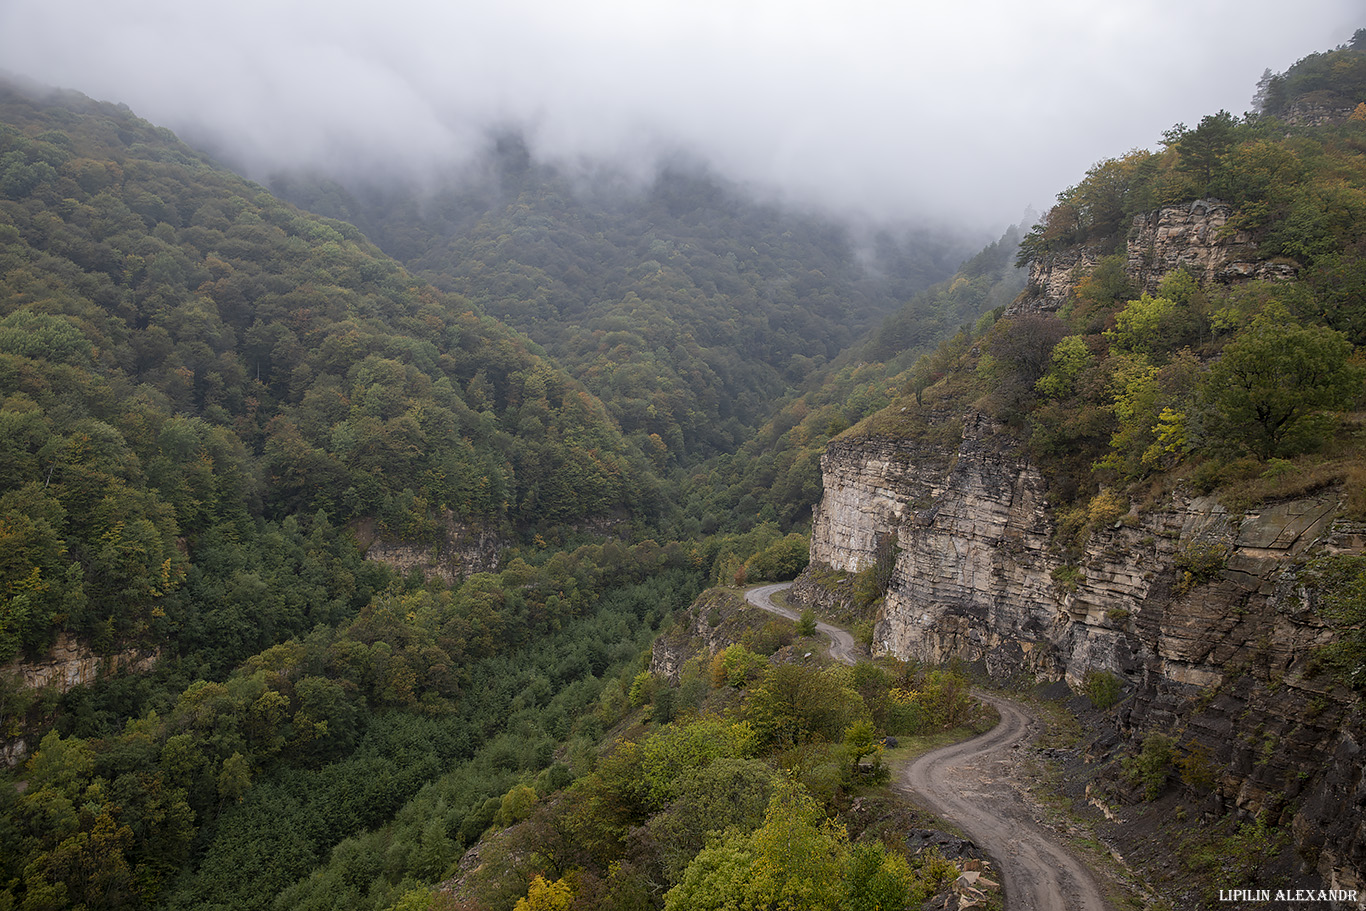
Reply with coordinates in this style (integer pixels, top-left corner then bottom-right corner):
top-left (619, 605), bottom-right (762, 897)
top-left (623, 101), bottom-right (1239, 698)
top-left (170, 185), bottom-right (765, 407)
top-left (3, 23), bottom-right (1366, 911)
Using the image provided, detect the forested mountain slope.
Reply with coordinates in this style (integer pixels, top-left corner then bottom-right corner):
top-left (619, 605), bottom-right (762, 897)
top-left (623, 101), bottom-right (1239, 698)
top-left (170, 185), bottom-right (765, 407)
top-left (0, 75), bottom-right (1001, 911)
top-left (271, 143), bottom-right (980, 466)
top-left (679, 224), bottom-right (1025, 535)
top-left (0, 80), bottom-right (729, 911)
top-left (0, 80), bottom-right (677, 670)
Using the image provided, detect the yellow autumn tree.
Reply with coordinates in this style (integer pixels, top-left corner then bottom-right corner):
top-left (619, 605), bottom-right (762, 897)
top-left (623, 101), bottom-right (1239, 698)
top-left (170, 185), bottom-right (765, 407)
top-left (743, 782), bottom-right (850, 909)
top-left (514, 875), bottom-right (574, 911)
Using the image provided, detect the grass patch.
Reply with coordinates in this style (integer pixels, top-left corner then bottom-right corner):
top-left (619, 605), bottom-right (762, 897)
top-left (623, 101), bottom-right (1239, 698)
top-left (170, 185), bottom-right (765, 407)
top-left (1031, 698), bottom-right (1085, 749)
top-left (880, 708), bottom-right (1000, 766)
top-left (1211, 456), bottom-right (1362, 513)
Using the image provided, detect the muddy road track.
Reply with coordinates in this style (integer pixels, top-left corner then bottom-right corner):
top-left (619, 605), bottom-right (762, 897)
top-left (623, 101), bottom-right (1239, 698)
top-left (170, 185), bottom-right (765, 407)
top-left (744, 583), bottom-right (858, 665)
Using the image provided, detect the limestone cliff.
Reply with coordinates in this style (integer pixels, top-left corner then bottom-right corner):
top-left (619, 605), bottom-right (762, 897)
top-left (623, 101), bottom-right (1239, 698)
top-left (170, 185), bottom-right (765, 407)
top-left (2, 634), bottom-right (159, 766)
top-left (353, 511), bottom-right (504, 584)
top-left (1010, 199), bottom-right (1296, 315)
top-left (1011, 246), bottom-right (1102, 315)
top-left (1125, 200), bottom-right (1297, 292)
top-left (800, 413), bottom-right (1364, 892)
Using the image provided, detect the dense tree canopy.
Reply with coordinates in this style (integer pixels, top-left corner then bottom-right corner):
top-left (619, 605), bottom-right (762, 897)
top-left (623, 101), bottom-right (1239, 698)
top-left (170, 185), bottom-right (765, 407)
top-left (275, 148), bottom-right (976, 469)
top-left (1202, 304), bottom-right (1361, 459)
top-left (7, 28), bottom-right (1366, 911)
top-left (0, 82), bottom-right (683, 667)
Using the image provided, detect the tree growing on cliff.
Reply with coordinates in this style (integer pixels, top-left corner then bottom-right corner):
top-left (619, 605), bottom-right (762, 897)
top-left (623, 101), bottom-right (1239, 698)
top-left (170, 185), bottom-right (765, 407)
top-left (1202, 304), bottom-right (1362, 459)
top-left (981, 313), bottom-right (1069, 420)
top-left (853, 531), bottom-right (900, 612)
top-left (1164, 111), bottom-right (1241, 192)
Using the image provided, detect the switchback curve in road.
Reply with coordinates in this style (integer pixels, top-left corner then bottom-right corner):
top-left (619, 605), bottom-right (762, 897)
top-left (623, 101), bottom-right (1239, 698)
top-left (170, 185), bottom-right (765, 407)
top-left (902, 693), bottom-right (1112, 911)
top-left (744, 583), bottom-right (858, 666)
top-left (744, 584), bottom-right (1112, 910)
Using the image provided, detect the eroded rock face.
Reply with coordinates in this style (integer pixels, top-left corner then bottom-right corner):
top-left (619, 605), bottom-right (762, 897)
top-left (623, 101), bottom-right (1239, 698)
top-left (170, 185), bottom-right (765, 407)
top-left (1283, 100), bottom-right (1359, 127)
top-left (1010, 247), bottom-right (1101, 315)
top-left (871, 413), bottom-right (1063, 680)
top-left (810, 434), bottom-right (953, 574)
top-left (4, 632), bottom-right (158, 692)
top-left (802, 415), bottom-right (1365, 890)
top-left (1126, 200), bottom-right (1297, 292)
top-left (2, 633), bottom-right (159, 766)
top-left (354, 512), bottom-right (504, 584)
top-left (1011, 200), bottom-right (1296, 315)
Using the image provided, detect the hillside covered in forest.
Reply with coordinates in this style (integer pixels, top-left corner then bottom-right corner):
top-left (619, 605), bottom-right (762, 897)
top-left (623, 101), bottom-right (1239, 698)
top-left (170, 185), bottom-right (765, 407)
top-left (3, 24), bottom-right (1365, 911)
top-left (0, 73), bottom-right (999, 911)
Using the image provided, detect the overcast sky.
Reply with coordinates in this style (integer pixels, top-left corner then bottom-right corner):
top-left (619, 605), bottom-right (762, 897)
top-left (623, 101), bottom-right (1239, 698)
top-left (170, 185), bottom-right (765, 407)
top-left (1, 0), bottom-right (1360, 228)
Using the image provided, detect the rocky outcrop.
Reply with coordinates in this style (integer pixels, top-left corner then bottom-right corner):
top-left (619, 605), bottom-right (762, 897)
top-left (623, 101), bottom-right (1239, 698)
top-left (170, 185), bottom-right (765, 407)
top-left (3, 633), bottom-right (159, 766)
top-left (1012, 200), bottom-right (1296, 315)
top-left (1010, 247), bottom-right (1102, 315)
top-left (3, 632), bottom-right (158, 692)
top-left (800, 414), bottom-right (1365, 891)
top-left (806, 190), bottom-right (1360, 892)
top-left (1126, 199), bottom-right (1297, 293)
top-left (1283, 100), bottom-right (1360, 127)
top-left (354, 511), bottom-right (504, 583)
top-left (787, 570), bottom-right (856, 618)
top-left (810, 412), bottom-right (1080, 681)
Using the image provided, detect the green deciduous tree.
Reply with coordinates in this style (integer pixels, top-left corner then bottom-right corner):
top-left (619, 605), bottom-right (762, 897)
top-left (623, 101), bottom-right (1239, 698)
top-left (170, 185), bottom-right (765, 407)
top-left (1035, 336), bottom-right (1093, 399)
top-left (845, 841), bottom-right (923, 911)
top-left (743, 782), bottom-right (849, 910)
top-left (746, 664), bottom-right (864, 748)
top-left (663, 781), bottom-right (849, 911)
top-left (646, 757), bottom-right (777, 885)
top-left (1203, 305), bottom-right (1362, 459)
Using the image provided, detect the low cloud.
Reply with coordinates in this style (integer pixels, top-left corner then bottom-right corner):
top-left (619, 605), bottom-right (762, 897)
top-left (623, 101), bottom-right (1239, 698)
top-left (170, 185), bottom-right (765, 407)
top-left (1, 0), bottom-right (1359, 227)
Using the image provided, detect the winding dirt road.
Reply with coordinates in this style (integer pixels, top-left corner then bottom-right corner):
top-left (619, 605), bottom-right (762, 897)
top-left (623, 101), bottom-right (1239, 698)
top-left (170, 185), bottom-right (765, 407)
top-left (744, 583), bottom-right (858, 665)
top-left (904, 693), bottom-right (1112, 911)
top-left (744, 584), bottom-right (1112, 910)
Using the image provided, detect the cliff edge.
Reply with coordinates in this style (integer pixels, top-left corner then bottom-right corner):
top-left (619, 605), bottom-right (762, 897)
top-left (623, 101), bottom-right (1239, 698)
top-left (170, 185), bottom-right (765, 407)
top-left (802, 411), bottom-right (1364, 895)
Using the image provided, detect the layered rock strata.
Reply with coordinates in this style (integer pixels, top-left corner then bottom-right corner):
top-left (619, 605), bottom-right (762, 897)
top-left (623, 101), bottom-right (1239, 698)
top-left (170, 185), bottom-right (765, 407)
top-left (1011, 200), bottom-right (1296, 315)
top-left (353, 512), bottom-right (503, 584)
top-left (801, 415), bottom-right (1364, 890)
top-left (1010, 247), bottom-right (1101, 315)
top-left (3, 632), bottom-right (158, 692)
top-left (1126, 199), bottom-right (1297, 292)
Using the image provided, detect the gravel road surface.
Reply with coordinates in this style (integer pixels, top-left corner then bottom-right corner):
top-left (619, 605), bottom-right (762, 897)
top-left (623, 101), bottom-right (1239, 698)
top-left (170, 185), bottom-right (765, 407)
top-left (745, 584), bottom-right (1113, 910)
